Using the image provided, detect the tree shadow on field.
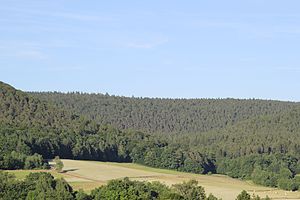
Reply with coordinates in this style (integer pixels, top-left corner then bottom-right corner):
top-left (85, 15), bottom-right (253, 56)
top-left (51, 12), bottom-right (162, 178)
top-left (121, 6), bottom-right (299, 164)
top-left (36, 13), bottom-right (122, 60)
top-left (62, 168), bottom-right (78, 173)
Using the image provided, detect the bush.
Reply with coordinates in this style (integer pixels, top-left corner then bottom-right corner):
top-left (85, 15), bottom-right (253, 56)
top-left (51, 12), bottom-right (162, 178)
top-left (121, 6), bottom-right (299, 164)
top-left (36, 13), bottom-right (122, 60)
top-left (236, 190), bottom-right (251, 200)
top-left (24, 154), bottom-right (45, 169)
top-left (278, 178), bottom-right (299, 191)
top-left (173, 180), bottom-right (206, 200)
top-left (54, 156), bottom-right (64, 172)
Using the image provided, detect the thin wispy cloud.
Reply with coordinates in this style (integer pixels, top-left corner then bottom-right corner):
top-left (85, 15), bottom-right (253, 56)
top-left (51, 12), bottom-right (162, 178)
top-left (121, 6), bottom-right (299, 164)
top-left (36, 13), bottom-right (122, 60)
top-left (0, 40), bottom-right (73, 49)
top-left (0, 6), bottom-right (116, 22)
top-left (275, 29), bottom-right (300, 35)
top-left (276, 67), bottom-right (300, 71)
top-left (127, 38), bottom-right (169, 49)
top-left (0, 41), bottom-right (48, 60)
top-left (43, 66), bottom-right (84, 72)
top-left (50, 12), bottom-right (113, 22)
top-left (17, 50), bottom-right (47, 60)
top-left (0, 50), bottom-right (47, 60)
top-left (173, 14), bottom-right (300, 39)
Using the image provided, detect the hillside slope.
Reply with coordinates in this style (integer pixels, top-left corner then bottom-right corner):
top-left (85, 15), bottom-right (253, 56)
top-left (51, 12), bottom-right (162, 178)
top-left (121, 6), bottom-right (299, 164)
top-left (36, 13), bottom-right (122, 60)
top-left (0, 81), bottom-right (82, 131)
top-left (0, 81), bottom-right (145, 163)
top-left (2, 81), bottom-right (300, 191)
top-left (31, 91), bottom-right (299, 134)
top-left (174, 108), bottom-right (300, 158)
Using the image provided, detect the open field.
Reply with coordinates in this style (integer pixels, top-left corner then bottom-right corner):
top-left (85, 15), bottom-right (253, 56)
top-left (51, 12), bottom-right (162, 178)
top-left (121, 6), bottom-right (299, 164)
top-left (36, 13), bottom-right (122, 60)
top-left (7, 159), bottom-right (300, 200)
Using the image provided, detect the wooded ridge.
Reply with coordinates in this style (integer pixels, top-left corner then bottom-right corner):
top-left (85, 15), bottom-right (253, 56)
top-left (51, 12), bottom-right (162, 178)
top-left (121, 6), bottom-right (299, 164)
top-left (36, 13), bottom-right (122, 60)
top-left (1, 81), bottom-right (300, 192)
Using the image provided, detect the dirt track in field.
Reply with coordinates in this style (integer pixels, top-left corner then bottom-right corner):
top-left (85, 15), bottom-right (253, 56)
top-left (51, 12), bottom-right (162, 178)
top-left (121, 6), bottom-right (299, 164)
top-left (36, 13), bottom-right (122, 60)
top-left (61, 159), bottom-right (300, 200)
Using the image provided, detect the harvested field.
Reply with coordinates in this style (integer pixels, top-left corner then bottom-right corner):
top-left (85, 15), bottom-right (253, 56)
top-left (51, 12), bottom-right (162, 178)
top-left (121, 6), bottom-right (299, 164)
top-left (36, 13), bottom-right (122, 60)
top-left (7, 160), bottom-right (300, 200)
top-left (61, 159), bottom-right (300, 200)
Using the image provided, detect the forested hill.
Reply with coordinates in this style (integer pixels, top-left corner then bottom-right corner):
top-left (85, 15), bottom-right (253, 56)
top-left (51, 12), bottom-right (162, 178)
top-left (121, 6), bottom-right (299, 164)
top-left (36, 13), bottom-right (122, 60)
top-left (171, 107), bottom-right (300, 159)
top-left (3, 81), bottom-right (300, 191)
top-left (31, 91), bottom-right (299, 134)
top-left (0, 81), bottom-right (143, 163)
top-left (0, 81), bottom-right (86, 132)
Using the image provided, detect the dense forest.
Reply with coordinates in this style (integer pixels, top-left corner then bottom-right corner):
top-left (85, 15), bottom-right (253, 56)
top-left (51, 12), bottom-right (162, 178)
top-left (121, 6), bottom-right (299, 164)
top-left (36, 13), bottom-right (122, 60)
top-left (2, 81), bottom-right (300, 194)
top-left (31, 91), bottom-right (299, 134)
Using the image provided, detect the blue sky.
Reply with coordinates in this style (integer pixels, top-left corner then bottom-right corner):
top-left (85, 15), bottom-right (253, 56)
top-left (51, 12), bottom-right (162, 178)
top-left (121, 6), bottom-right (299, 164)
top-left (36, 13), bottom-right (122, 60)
top-left (1, 0), bottom-right (300, 101)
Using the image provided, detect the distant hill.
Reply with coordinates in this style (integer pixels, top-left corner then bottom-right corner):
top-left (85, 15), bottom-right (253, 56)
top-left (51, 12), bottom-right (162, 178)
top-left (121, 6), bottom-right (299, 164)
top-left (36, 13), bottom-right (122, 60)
top-left (31, 91), bottom-right (299, 134)
top-left (174, 107), bottom-right (300, 158)
top-left (0, 81), bottom-right (78, 131)
top-left (0, 81), bottom-right (143, 162)
top-left (3, 81), bottom-right (300, 191)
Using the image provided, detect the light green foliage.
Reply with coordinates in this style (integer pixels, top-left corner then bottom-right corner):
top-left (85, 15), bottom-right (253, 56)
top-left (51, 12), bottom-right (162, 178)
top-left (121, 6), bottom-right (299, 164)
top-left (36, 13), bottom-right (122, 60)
top-left (55, 178), bottom-right (74, 200)
top-left (236, 191), bottom-right (271, 200)
top-left (207, 193), bottom-right (220, 200)
top-left (236, 191), bottom-right (251, 200)
top-left (75, 189), bottom-right (91, 200)
top-left (173, 180), bottom-right (206, 200)
top-left (91, 177), bottom-right (161, 200)
top-left (24, 154), bottom-right (45, 169)
top-left (54, 156), bottom-right (64, 173)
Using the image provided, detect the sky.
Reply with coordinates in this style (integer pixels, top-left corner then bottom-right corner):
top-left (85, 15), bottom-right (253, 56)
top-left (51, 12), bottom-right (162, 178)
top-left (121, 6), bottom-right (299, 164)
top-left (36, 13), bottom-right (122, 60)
top-left (1, 0), bottom-right (300, 101)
